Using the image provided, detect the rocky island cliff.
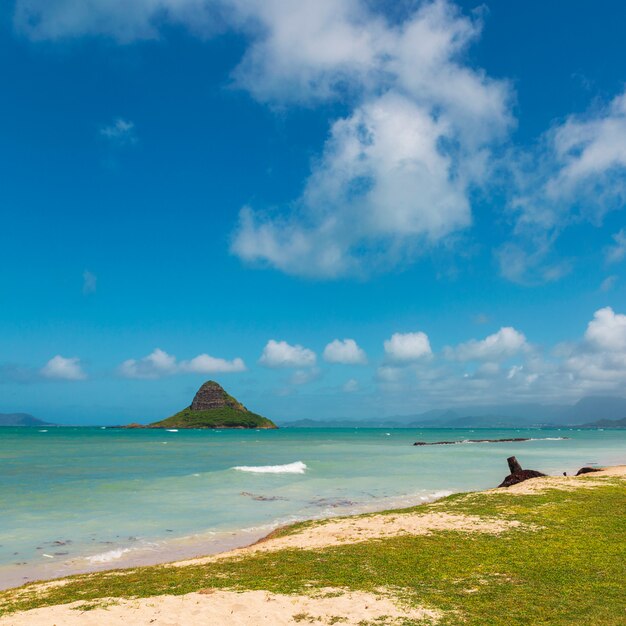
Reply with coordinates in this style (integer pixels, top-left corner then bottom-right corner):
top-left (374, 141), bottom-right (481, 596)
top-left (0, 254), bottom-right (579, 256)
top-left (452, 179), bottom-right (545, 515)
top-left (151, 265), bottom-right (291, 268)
top-left (131, 381), bottom-right (277, 429)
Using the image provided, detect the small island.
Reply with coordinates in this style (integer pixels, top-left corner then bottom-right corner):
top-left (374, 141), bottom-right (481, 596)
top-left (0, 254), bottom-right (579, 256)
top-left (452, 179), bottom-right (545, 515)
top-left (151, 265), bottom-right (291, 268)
top-left (0, 413), bottom-right (53, 427)
top-left (130, 381), bottom-right (277, 430)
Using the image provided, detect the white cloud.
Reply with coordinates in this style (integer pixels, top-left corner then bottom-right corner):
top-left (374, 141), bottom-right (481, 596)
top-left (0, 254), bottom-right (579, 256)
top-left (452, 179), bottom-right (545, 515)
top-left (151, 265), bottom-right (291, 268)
top-left (530, 308), bottom-right (626, 395)
top-left (447, 327), bottom-right (528, 361)
top-left (496, 239), bottom-right (572, 285)
top-left (606, 229), bottom-right (626, 264)
top-left (506, 364), bottom-right (524, 380)
top-left (259, 340), bottom-right (316, 368)
top-left (21, 0), bottom-right (511, 279)
top-left (82, 270), bottom-right (97, 295)
top-left (502, 89), bottom-right (626, 283)
top-left (15, 0), bottom-right (626, 284)
top-left (14, 0), bottom-right (228, 41)
top-left (119, 348), bottom-right (246, 379)
top-left (323, 338), bottom-right (367, 364)
top-left (232, 91), bottom-right (481, 276)
top-left (474, 362), bottom-right (500, 378)
top-left (343, 378), bottom-right (359, 392)
top-left (41, 355), bottom-right (87, 380)
top-left (230, 1), bottom-right (512, 277)
top-left (600, 275), bottom-right (618, 292)
top-left (179, 354), bottom-right (246, 374)
top-left (290, 368), bottom-right (320, 386)
top-left (584, 307), bottom-right (626, 352)
top-left (119, 348), bottom-right (177, 379)
top-left (100, 118), bottom-right (137, 145)
top-left (376, 365), bottom-right (404, 383)
top-left (384, 332), bottom-right (432, 362)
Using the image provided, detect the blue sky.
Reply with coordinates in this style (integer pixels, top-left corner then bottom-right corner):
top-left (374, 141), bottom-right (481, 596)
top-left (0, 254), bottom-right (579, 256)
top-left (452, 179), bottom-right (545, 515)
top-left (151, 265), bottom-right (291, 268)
top-left (1, 0), bottom-right (626, 424)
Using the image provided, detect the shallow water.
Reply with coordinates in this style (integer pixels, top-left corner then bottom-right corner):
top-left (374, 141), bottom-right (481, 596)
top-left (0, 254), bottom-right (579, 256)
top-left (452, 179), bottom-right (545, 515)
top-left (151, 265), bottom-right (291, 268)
top-left (0, 426), bottom-right (624, 588)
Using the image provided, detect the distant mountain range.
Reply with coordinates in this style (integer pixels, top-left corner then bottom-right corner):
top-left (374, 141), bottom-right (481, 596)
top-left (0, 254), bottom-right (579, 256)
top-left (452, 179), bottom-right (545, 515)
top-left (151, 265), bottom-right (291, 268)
top-left (281, 396), bottom-right (626, 428)
top-left (580, 417), bottom-right (626, 429)
top-left (5, 394), bottom-right (626, 429)
top-left (0, 413), bottom-right (53, 427)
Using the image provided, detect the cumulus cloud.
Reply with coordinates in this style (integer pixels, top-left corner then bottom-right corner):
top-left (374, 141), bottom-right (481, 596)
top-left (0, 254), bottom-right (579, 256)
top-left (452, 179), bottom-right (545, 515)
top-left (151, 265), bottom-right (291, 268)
top-left (323, 338), bottom-right (367, 364)
top-left (600, 275), bottom-right (618, 292)
top-left (501, 89), bottom-right (626, 283)
top-left (119, 348), bottom-right (246, 379)
top-left (230, 1), bottom-right (512, 277)
top-left (259, 340), bottom-right (316, 368)
top-left (384, 332), bottom-right (432, 362)
top-left (290, 368), bottom-right (320, 386)
top-left (16, 0), bottom-right (512, 279)
top-left (41, 355), bottom-right (87, 380)
top-left (100, 118), bottom-right (137, 145)
top-left (376, 365), bottom-right (404, 383)
top-left (14, 0), bottom-right (626, 282)
top-left (446, 327), bottom-right (528, 361)
top-left (343, 378), bottom-right (359, 392)
top-left (584, 307), bottom-right (626, 352)
top-left (605, 229), bottom-right (626, 264)
top-left (14, 0), bottom-right (229, 41)
top-left (553, 308), bottom-right (626, 390)
top-left (180, 354), bottom-right (246, 374)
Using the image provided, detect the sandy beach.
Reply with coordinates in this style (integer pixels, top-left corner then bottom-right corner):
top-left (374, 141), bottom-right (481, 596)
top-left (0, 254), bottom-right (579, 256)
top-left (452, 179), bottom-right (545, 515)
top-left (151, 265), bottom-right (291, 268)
top-left (1, 465), bottom-right (624, 625)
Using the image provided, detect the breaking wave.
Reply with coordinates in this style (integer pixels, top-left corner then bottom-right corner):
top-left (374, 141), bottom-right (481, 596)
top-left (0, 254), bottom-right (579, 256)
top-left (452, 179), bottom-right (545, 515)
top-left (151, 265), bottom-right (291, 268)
top-left (233, 461), bottom-right (307, 474)
top-left (86, 547), bottom-right (132, 564)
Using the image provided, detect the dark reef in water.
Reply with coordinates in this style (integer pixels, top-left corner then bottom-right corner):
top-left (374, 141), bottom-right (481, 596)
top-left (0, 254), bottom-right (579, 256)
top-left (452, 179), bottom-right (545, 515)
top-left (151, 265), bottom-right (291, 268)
top-left (413, 437), bottom-right (533, 446)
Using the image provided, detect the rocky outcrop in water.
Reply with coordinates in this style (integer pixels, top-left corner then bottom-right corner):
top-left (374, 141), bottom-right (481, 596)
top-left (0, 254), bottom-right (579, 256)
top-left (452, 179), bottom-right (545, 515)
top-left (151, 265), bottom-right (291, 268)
top-left (413, 438), bottom-right (531, 446)
top-left (145, 381), bottom-right (277, 430)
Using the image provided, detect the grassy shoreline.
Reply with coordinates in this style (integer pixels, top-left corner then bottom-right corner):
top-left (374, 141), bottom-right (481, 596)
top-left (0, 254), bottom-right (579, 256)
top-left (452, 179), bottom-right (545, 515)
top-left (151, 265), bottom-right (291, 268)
top-left (1, 467), bottom-right (625, 624)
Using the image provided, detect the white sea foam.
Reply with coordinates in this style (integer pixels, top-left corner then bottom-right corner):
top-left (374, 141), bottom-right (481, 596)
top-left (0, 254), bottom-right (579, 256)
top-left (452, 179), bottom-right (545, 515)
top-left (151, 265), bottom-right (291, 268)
top-left (529, 437), bottom-right (567, 441)
top-left (233, 461), bottom-right (307, 474)
top-left (455, 437), bottom-right (567, 444)
top-left (86, 547), bottom-right (133, 564)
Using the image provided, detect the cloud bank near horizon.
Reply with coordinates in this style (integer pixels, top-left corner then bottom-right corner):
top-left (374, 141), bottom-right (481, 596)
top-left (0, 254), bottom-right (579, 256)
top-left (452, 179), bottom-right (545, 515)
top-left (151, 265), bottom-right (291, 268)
top-left (3, 307), bottom-right (625, 408)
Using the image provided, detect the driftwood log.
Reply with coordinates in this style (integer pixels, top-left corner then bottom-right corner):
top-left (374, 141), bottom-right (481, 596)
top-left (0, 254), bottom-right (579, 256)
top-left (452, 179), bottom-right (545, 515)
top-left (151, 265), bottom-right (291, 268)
top-left (498, 456), bottom-right (546, 488)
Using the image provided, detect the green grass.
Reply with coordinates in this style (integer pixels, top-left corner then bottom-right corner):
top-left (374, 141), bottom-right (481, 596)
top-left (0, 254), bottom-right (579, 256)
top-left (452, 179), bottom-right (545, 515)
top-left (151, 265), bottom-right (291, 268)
top-left (150, 406), bottom-right (277, 429)
top-left (2, 477), bottom-right (625, 625)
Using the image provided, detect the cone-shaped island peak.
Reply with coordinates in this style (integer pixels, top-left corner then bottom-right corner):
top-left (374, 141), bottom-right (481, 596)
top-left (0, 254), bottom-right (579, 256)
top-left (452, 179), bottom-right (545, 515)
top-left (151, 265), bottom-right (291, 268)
top-left (146, 381), bottom-right (277, 429)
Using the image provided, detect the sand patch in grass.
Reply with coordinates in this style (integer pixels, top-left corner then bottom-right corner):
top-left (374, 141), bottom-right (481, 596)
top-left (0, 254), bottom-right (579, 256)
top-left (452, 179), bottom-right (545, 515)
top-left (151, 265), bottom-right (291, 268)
top-left (174, 511), bottom-right (522, 568)
top-left (0, 588), bottom-right (441, 625)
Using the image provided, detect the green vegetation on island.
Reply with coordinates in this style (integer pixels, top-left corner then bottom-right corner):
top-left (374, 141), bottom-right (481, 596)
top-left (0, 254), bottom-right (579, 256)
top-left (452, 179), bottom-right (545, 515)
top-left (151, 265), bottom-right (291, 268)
top-left (1, 471), bottom-right (624, 624)
top-left (145, 380), bottom-right (277, 430)
top-left (151, 406), bottom-right (276, 430)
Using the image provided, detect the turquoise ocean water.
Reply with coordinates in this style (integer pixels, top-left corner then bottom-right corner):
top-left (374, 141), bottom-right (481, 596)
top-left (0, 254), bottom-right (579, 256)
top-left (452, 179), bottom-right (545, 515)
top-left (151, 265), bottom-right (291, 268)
top-left (1, 426), bottom-right (624, 588)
